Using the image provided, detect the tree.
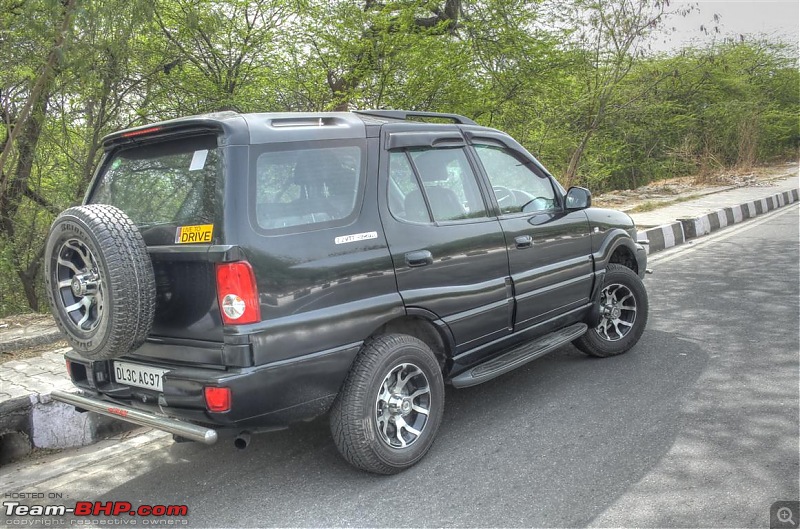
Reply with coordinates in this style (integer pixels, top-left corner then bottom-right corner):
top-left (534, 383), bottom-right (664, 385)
top-left (558, 0), bottom-right (680, 186)
top-left (288, 0), bottom-right (471, 111)
top-left (0, 0), bottom-right (78, 310)
top-left (153, 0), bottom-right (293, 114)
top-left (0, 0), bottom-right (797, 316)
top-left (0, 0), bottom-right (163, 312)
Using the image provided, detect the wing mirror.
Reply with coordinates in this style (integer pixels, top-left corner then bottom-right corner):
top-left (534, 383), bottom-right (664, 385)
top-left (565, 186), bottom-right (592, 210)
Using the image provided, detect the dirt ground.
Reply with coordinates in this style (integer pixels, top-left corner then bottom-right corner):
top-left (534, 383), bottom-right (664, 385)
top-left (0, 313), bottom-right (53, 328)
top-left (593, 160), bottom-right (798, 211)
top-left (0, 340), bottom-right (69, 364)
top-left (0, 313), bottom-right (66, 364)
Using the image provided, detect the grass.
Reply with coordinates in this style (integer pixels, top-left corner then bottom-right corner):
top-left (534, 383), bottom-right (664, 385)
top-left (627, 194), bottom-right (704, 213)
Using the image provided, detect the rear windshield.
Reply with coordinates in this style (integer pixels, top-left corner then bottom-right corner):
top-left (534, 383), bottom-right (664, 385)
top-left (90, 135), bottom-right (221, 227)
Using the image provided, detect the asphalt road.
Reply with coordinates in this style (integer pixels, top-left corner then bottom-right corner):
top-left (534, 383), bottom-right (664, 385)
top-left (5, 205), bottom-right (799, 528)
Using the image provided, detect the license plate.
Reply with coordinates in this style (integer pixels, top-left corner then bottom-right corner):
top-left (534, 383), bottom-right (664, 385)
top-left (113, 361), bottom-right (168, 392)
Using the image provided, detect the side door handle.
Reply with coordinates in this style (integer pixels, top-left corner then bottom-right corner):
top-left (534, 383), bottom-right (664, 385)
top-left (514, 235), bottom-right (533, 249)
top-left (405, 250), bottom-right (433, 267)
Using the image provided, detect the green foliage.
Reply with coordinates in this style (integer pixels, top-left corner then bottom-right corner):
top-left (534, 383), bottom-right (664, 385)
top-left (0, 0), bottom-right (798, 315)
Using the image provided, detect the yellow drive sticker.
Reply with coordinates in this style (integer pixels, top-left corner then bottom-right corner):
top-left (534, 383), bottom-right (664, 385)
top-left (175, 224), bottom-right (214, 244)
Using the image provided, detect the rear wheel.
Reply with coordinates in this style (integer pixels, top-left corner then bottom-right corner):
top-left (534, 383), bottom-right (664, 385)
top-left (330, 334), bottom-right (444, 474)
top-left (574, 264), bottom-right (648, 357)
top-left (44, 205), bottom-right (155, 360)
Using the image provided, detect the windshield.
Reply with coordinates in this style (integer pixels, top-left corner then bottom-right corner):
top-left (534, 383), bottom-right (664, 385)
top-left (90, 135), bottom-right (221, 228)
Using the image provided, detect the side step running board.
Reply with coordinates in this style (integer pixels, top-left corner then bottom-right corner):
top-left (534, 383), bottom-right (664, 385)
top-left (450, 323), bottom-right (588, 388)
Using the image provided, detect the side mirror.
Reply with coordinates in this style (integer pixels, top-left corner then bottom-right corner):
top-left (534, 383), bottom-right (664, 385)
top-left (565, 186), bottom-right (592, 210)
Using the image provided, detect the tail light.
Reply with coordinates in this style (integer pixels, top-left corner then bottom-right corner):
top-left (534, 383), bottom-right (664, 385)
top-left (215, 261), bottom-right (261, 325)
top-left (121, 126), bottom-right (162, 138)
top-left (204, 387), bottom-right (231, 412)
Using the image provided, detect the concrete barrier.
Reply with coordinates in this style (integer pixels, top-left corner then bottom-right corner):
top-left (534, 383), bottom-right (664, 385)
top-left (638, 188), bottom-right (798, 254)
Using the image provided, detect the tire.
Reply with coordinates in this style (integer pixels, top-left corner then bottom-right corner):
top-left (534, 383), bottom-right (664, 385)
top-left (573, 263), bottom-right (649, 358)
top-left (330, 334), bottom-right (445, 474)
top-left (43, 204), bottom-right (156, 360)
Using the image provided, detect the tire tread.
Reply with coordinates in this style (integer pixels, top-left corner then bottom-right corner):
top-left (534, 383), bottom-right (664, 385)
top-left (44, 205), bottom-right (155, 360)
top-left (573, 263), bottom-right (649, 358)
top-left (330, 334), bottom-right (443, 474)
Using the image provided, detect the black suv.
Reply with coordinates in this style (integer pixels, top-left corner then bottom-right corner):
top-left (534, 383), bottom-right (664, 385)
top-left (45, 110), bottom-right (648, 474)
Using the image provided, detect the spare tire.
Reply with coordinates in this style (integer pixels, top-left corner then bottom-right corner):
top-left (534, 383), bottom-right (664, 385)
top-left (43, 205), bottom-right (156, 360)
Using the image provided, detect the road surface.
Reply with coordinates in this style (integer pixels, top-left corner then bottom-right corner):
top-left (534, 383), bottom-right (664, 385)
top-left (2, 204), bottom-right (798, 528)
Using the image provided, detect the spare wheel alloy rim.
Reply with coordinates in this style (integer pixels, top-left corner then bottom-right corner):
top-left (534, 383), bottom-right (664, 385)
top-left (55, 238), bottom-right (104, 332)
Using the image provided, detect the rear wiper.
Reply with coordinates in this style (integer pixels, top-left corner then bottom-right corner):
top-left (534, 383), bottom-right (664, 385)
top-left (137, 221), bottom-right (175, 229)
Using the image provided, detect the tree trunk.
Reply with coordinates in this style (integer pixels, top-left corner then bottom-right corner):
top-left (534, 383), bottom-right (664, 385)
top-left (17, 265), bottom-right (41, 312)
top-left (564, 92), bottom-right (611, 188)
top-left (0, 0), bottom-right (77, 190)
top-left (564, 128), bottom-right (594, 188)
top-left (0, 0), bottom-right (76, 313)
top-left (0, 97), bottom-right (49, 312)
top-left (0, 96), bottom-right (49, 233)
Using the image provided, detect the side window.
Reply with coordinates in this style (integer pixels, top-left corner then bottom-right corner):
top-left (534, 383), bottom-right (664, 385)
top-left (474, 145), bottom-right (557, 214)
top-left (255, 146), bottom-right (361, 230)
top-left (388, 152), bottom-right (429, 222)
top-left (407, 148), bottom-right (487, 222)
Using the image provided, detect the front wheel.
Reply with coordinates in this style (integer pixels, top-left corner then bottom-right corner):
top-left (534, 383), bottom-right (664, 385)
top-left (330, 334), bottom-right (444, 474)
top-left (573, 264), bottom-right (649, 357)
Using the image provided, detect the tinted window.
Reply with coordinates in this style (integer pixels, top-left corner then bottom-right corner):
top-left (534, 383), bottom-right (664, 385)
top-left (388, 152), bottom-right (429, 222)
top-left (406, 148), bottom-right (487, 222)
top-left (474, 145), bottom-right (557, 214)
top-left (91, 135), bottom-right (220, 227)
top-left (255, 146), bottom-right (362, 230)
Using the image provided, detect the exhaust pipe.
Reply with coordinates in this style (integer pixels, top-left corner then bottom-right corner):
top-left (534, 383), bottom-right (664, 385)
top-left (234, 431), bottom-right (251, 450)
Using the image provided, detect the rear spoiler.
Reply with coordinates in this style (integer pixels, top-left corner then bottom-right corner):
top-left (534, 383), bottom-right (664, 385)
top-left (101, 113), bottom-right (248, 150)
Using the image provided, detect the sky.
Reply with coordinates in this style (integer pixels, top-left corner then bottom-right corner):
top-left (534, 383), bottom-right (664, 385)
top-left (650, 0), bottom-right (800, 52)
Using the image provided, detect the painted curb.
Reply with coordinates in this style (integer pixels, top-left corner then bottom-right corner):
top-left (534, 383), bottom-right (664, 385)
top-left (638, 188), bottom-right (799, 254)
top-left (0, 392), bottom-right (136, 462)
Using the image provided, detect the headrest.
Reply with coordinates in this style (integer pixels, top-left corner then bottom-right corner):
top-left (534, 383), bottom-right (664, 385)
top-left (293, 149), bottom-right (341, 185)
top-left (412, 149), bottom-right (459, 182)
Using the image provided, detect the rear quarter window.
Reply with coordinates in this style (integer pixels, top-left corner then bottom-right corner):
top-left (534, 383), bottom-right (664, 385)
top-left (254, 144), bottom-right (364, 232)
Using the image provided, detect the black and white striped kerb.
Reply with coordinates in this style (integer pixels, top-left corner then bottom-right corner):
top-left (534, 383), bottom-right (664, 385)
top-left (638, 222), bottom-right (685, 254)
top-left (637, 188), bottom-right (798, 255)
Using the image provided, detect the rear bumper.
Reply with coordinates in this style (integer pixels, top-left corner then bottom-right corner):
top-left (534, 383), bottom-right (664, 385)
top-left (63, 341), bottom-right (361, 431)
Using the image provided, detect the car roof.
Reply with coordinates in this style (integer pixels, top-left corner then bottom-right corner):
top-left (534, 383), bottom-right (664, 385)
top-left (102, 110), bottom-right (489, 149)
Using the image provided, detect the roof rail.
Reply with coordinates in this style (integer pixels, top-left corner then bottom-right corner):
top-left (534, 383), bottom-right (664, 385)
top-left (353, 109), bottom-right (477, 126)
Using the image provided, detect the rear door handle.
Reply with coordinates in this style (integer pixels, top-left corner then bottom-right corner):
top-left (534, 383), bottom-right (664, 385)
top-left (405, 250), bottom-right (433, 267)
top-left (515, 235), bottom-right (533, 249)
